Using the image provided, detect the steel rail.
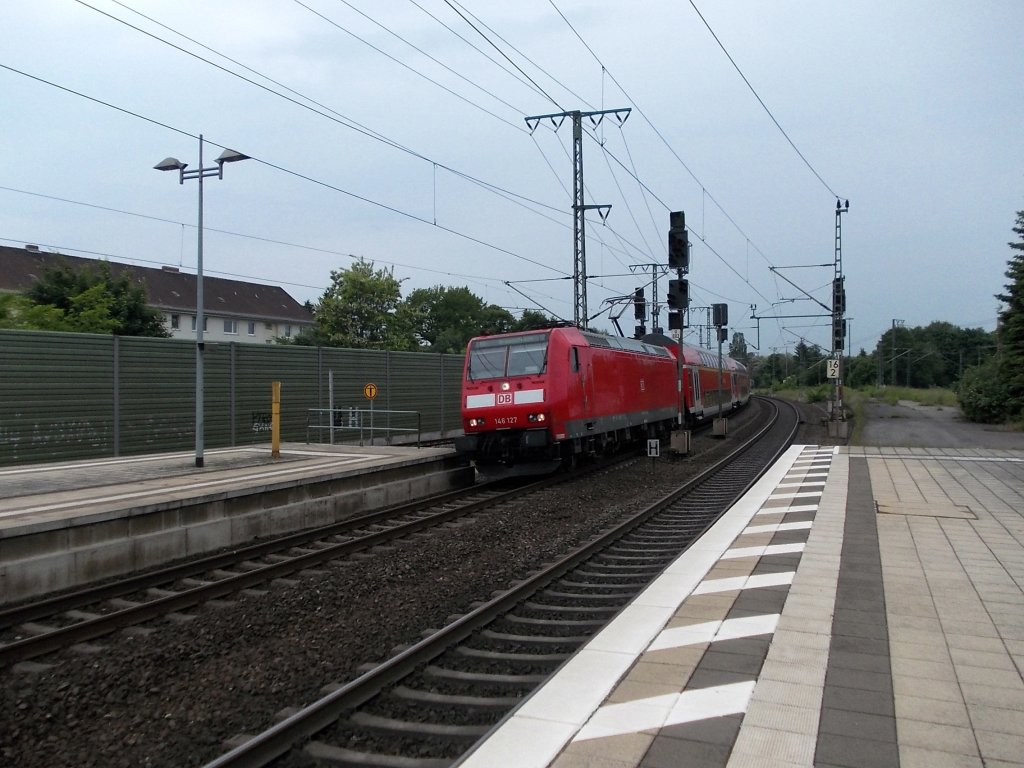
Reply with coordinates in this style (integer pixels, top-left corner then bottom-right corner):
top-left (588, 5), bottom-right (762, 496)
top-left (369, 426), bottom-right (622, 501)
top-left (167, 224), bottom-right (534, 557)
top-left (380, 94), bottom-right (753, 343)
top-left (203, 396), bottom-right (795, 768)
top-left (0, 482), bottom-right (540, 667)
top-left (0, 445), bottom-right (663, 666)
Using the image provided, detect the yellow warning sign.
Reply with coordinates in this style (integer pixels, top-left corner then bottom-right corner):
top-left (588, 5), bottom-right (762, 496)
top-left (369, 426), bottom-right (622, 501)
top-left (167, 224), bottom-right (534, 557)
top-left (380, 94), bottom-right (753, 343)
top-left (363, 382), bottom-right (378, 400)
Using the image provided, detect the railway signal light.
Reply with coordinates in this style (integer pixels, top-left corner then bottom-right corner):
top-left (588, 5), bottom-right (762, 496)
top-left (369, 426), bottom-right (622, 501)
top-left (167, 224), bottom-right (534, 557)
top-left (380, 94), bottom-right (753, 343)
top-left (668, 311), bottom-right (682, 330)
top-left (668, 228), bottom-right (689, 271)
top-left (667, 279), bottom-right (688, 310)
top-left (668, 210), bottom-right (689, 272)
top-left (833, 317), bottom-right (846, 350)
top-left (832, 277), bottom-right (846, 314)
top-left (718, 327), bottom-right (728, 343)
top-left (634, 287), bottom-right (646, 321)
top-left (712, 303), bottom-right (728, 327)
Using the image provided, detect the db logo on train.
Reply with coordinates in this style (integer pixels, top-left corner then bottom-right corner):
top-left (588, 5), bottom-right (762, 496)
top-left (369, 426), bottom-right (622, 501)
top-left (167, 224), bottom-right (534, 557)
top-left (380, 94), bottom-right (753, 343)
top-left (497, 393), bottom-right (513, 405)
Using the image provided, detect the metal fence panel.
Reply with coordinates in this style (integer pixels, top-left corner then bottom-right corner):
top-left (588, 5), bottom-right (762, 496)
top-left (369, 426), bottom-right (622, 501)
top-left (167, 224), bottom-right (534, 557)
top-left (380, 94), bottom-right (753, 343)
top-left (0, 329), bottom-right (466, 466)
top-left (389, 351), bottom-right (443, 436)
top-left (118, 336), bottom-right (196, 455)
top-left (233, 343), bottom-right (319, 444)
top-left (0, 330), bottom-right (115, 464)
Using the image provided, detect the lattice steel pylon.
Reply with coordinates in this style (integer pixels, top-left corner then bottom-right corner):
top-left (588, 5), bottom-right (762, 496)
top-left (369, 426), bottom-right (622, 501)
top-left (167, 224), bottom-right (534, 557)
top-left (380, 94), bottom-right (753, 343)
top-left (526, 107), bottom-right (630, 326)
top-left (833, 199), bottom-right (850, 419)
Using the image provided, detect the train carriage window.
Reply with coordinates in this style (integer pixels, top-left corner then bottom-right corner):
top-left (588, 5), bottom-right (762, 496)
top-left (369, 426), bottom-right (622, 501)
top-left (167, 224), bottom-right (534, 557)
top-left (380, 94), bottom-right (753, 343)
top-left (468, 347), bottom-right (507, 380)
top-left (468, 332), bottom-right (550, 380)
top-left (507, 342), bottom-right (547, 376)
top-left (570, 347), bottom-right (580, 373)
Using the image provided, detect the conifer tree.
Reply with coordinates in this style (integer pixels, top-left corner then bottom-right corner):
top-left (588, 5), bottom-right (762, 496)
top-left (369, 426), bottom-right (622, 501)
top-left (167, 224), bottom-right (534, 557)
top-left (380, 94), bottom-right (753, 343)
top-left (997, 210), bottom-right (1024, 416)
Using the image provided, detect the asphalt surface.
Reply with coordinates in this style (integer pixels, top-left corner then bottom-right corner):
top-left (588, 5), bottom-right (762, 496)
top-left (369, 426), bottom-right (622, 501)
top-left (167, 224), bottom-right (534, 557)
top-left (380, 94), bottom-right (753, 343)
top-left (857, 399), bottom-right (1024, 449)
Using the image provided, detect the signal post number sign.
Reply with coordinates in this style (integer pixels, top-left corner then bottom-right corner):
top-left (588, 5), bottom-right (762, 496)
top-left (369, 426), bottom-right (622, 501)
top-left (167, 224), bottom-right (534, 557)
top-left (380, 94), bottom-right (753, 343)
top-left (826, 359), bottom-right (840, 379)
top-left (363, 383), bottom-right (378, 400)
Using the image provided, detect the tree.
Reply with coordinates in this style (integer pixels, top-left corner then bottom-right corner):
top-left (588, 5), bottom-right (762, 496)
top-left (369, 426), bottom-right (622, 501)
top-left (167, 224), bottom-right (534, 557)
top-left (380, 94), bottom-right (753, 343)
top-left (403, 285), bottom-right (515, 353)
top-left (845, 349), bottom-right (878, 389)
top-left (2, 261), bottom-right (168, 336)
top-left (957, 357), bottom-right (1008, 423)
top-left (313, 258), bottom-right (416, 350)
top-left (728, 333), bottom-right (751, 367)
top-left (512, 309), bottom-right (555, 332)
top-left (793, 340), bottom-right (826, 386)
top-left (996, 209), bottom-right (1024, 417)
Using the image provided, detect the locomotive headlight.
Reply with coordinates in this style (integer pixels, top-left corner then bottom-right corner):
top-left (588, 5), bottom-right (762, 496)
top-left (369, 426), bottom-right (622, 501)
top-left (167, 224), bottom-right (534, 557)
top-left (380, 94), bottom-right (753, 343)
top-left (469, 417), bottom-right (486, 427)
top-left (501, 382), bottom-right (511, 391)
top-left (528, 413), bottom-right (546, 423)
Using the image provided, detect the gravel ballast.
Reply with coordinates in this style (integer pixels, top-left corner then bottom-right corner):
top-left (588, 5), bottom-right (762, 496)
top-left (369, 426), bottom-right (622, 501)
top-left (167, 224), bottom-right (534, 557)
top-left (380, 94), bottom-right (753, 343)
top-left (1, 400), bottom-right (832, 768)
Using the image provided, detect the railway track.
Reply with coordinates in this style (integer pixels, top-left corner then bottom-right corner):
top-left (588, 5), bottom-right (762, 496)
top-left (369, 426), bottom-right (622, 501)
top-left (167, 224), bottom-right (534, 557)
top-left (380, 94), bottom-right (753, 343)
top-left (202, 396), bottom-right (799, 768)
top-left (0, 479), bottom-right (559, 668)
top-left (0, 420), bottom-right (720, 670)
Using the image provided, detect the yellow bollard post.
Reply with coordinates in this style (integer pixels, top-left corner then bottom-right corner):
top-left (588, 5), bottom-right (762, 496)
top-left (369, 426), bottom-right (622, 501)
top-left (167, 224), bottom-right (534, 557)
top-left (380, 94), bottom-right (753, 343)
top-left (271, 381), bottom-right (281, 459)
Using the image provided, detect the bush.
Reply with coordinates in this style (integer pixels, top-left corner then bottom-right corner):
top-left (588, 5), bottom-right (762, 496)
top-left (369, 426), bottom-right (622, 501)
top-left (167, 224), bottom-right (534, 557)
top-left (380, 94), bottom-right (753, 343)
top-left (805, 384), bottom-right (832, 403)
top-left (957, 359), bottom-right (1009, 423)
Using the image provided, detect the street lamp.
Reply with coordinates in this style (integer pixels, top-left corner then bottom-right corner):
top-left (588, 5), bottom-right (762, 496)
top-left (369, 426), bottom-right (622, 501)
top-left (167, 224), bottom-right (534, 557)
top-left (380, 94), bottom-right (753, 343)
top-left (155, 134), bottom-right (249, 468)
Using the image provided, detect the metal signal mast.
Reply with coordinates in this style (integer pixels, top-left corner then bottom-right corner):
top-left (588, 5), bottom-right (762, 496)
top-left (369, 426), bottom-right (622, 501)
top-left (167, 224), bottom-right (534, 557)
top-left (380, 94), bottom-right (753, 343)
top-left (526, 107), bottom-right (630, 326)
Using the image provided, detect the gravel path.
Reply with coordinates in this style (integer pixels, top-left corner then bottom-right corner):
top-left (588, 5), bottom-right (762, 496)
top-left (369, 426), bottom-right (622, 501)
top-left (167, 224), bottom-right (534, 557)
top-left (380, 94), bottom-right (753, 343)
top-left (1, 400), bottom-right (827, 768)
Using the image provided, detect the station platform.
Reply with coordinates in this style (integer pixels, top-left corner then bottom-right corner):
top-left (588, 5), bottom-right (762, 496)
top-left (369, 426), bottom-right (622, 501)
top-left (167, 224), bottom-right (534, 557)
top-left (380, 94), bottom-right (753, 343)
top-left (0, 443), bottom-right (472, 603)
top-left (459, 444), bottom-right (1024, 768)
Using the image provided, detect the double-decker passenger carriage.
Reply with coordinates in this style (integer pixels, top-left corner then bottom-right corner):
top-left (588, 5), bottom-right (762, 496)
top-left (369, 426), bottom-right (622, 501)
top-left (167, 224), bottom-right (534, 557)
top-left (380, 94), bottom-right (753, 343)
top-left (455, 326), bottom-right (750, 476)
top-left (644, 333), bottom-right (751, 421)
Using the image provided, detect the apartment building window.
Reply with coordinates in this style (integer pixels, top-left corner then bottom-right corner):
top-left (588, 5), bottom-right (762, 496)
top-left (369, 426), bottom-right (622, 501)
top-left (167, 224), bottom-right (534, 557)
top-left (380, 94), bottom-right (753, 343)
top-left (191, 316), bottom-right (208, 332)
top-left (170, 314), bottom-right (180, 330)
top-left (247, 320), bottom-right (256, 336)
top-left (224, 319), bottom-right (237, 335)
top-left (284, 324), bottom-right (293, 338)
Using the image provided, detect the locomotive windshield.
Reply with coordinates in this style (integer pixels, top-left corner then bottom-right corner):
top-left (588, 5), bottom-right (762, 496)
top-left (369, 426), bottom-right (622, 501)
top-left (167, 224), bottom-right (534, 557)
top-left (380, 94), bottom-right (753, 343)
top-left (468, 332), bottom-right (549, 380)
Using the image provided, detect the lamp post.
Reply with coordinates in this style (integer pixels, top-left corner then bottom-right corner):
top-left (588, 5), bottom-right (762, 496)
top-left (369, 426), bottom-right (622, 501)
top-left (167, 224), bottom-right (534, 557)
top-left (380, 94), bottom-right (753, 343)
top-left (155, 134), bottom-right (249, 468)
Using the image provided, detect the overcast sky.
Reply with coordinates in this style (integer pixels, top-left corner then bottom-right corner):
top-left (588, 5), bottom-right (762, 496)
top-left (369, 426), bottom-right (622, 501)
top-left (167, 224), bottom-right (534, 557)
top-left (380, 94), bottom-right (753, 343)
top-left (3, 0), bottom-right (1022, 355)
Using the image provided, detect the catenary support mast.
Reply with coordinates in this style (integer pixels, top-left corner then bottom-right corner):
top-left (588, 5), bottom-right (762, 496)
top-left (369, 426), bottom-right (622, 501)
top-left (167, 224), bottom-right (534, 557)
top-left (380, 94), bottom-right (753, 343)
top-left (526, 108), bottom-right (630, 326)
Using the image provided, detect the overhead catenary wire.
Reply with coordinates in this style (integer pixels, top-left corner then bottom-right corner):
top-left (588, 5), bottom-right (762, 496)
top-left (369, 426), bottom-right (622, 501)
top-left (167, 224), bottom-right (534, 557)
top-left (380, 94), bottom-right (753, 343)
top-left (686, 0), bottom-right (843, 201)
top-left (77, 1), bottom-right (564, 216)
top-left (290, 0), bottom-right (525, 131)
top-left (8, 1), bottom-right (837, 341)
top-left (405, 0), bottom-right (557, 105)
top-left (546, 0), bottom-right (831, 341)
top-left (96, 0), bottom-right (787, 320)
top-left (0, 187), bottom-right (518, 290)
top-left (0, 64), bottom-right (568, 308)
top-left (76, 0), bottom-right (665, 298)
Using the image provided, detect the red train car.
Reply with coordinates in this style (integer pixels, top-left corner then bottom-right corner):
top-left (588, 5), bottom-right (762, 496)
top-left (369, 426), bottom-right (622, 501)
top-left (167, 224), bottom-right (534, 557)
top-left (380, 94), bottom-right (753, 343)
top-left (650, 333), bottom-right (751, 422)
top-left (454, 327), bottom-right (749, 475)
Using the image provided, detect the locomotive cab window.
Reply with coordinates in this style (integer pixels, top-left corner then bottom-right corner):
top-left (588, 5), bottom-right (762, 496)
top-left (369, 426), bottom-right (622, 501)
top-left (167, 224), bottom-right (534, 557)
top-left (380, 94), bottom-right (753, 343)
top-left (468, 332), bottom-right (550, 380)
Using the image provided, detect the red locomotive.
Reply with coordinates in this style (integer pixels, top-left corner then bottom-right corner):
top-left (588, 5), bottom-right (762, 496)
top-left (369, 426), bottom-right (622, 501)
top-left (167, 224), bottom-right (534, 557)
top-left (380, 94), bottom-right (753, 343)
top-left (454, 326), bottom-right (750, 475)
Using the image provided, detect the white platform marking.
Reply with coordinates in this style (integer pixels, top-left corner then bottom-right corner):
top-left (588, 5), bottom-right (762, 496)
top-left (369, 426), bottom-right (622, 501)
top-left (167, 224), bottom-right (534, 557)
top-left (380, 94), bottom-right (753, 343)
top-left (744, 521), bottom-right (814, 534)
top-left (692, 571), bottom-right (795, 595)
top-left (649, 613), bottom-right (780, 651)
top-left (722, 543), bottom-right (806, 559)
top-left (573, 681), bottom-right (757, 742)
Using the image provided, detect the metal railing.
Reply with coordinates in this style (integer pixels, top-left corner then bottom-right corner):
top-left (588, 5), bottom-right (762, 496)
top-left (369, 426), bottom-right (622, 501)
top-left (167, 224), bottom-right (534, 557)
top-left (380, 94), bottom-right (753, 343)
top-left (306, 407), bottom-right (421, 447)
